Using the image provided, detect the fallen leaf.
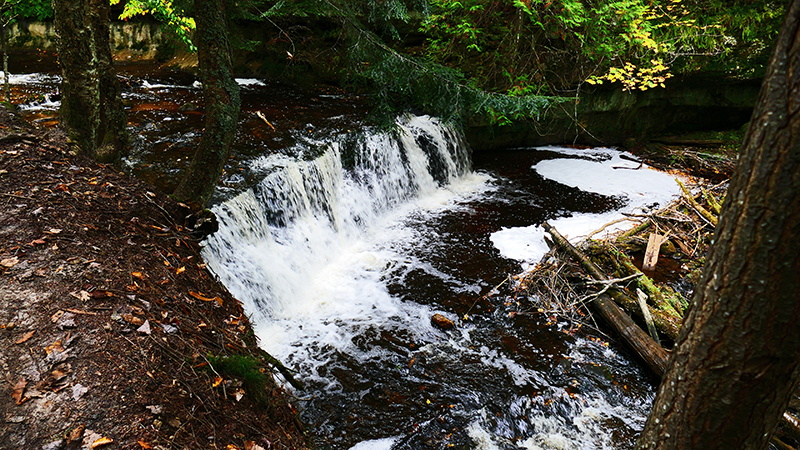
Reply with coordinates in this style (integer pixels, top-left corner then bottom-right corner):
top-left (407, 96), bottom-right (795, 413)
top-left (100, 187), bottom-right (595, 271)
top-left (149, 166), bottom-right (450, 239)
top-left (137, 441), bottom-right (153, 449)
top-left (72, 383), bottom-right (89, 400)
top-left (90, 436), bottom-right (114, 448)
top-left (45, 340), bottom-right (65, 355)
top-left (137, 320), bottom-right (151, 335)
top-left (91, 290), bottom-right (113, 299)
top-left (212, 376), bottom-right (223, 387)
top-left (66, 424), bottom-right (85, 444)
top-left (15, 330), bottom-right (35, 344)
top-left (244, 441), bottom-right (267, 450)
top-left (234, 389), bottom-right (245, 401)
top-left (70, 290), bottom-right (91, 301)
top-left (176, 266), bottom-right (186, 275)
top-left (51, 368), bottom-right (70, 381)
top-left (122, 314), bottom-right (144, 326)
top-left (131, 271), bottom-right (146, 280)
top-left (30, 239), bottom-right (46, 245)
top-left (51, 310), bottom-right (65, 323)
top-left (1, 257), bottom-right (19, 268)
top-left (47, 228), bottom-right (62, 234)
top-left (189, 291), bottom-right (215, 302)
top-left (12, 378), bottom-right (26, 404)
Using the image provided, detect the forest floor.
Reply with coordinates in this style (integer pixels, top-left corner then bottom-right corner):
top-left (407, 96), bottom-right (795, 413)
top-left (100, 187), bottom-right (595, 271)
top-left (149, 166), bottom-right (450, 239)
top-left (0, 106), bottom-right (309, 450)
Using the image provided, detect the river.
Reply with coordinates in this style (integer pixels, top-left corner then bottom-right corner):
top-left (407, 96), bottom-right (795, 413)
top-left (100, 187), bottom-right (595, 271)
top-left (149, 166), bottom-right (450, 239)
top-left (10, 57), bottom-right (683, 450)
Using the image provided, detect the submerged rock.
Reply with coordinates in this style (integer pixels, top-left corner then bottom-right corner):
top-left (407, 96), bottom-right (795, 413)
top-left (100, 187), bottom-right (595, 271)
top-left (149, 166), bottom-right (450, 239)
top-left (431, 313), bottom-right (455, 330)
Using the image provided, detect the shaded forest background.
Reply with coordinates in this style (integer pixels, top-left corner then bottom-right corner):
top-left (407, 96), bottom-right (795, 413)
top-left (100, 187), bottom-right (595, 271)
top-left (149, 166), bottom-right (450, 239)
top-left (3, 0), bottom-right (788, 127)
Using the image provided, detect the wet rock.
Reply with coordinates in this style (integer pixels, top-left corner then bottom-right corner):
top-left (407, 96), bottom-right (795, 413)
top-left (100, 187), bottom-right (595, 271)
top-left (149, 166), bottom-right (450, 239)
top-left (660, 239), bottom-right (677, 255)
top-left (430, 313), bottom-right (455, 330)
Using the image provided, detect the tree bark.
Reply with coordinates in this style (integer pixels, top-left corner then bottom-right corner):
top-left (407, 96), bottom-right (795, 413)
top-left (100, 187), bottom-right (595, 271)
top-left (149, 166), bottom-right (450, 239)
top-left (2, 15), bottom-right (8, 103)
top-left (172, 0), bottom-right (241, 209)
top-left (636, 2), bottom-right (800, 449)
top-left (53, 0), bottom-right (127, 163)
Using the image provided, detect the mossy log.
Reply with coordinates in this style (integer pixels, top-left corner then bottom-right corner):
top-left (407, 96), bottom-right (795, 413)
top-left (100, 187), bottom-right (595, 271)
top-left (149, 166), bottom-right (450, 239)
top-left (605, 247), bottom-right (687, 316)
top-left (543, 222), bottom-right (670, 375)
top-left (678, 179), bottom-right (719, 226)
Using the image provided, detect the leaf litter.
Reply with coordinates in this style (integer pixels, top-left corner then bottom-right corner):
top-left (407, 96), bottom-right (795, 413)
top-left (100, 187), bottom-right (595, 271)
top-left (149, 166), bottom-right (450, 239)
top-left (0, 108), bottom-right (307, 448)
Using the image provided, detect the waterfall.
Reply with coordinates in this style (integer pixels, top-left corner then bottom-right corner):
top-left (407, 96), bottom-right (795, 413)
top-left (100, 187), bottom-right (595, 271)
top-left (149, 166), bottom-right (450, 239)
top-left (202, 114), bottom-right (475, 325)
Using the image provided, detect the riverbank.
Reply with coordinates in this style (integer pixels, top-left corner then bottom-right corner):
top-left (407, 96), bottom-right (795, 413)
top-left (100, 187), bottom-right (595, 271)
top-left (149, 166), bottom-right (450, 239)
top-left (0, 107), bottom-right (309, 450)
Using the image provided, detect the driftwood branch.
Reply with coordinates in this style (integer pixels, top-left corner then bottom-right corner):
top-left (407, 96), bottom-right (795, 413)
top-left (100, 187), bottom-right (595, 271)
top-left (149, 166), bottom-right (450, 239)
top-left (677, 179), bottom-right (718, 226)
top-left (636, 288), bottom-right (660, 342)
top-left (255, 111), bottom-right (276, 131)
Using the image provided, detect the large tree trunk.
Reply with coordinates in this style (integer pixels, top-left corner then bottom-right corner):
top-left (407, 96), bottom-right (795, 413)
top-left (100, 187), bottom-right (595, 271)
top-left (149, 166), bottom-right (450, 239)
top-left (171, 0), bottom-right (241, 209)
top-left (53, 0), bottom-right (127, 163)
top-left (636, 2), bottom-right (800, 449)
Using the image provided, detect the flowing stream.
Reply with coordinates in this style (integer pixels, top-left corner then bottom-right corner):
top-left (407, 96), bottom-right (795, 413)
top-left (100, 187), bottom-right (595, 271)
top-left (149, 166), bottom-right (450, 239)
top-left (9, 59), bottom-right (684, 450)
top-left (199, 118), bottom-right (680, 449)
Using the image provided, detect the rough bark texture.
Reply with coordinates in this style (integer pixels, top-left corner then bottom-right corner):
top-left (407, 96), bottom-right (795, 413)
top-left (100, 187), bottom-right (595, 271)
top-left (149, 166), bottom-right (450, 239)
top-left (53, 0), bottom-right (127, 163)
top-left (172, 0), bottom-right (241, 209)
top-left (636, 2), bottom-right (800, 449)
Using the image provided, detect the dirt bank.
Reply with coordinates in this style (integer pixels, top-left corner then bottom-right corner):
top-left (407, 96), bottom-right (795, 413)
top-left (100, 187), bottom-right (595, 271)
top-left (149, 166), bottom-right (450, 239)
top-left (0, 107), bottom-right (308, 450)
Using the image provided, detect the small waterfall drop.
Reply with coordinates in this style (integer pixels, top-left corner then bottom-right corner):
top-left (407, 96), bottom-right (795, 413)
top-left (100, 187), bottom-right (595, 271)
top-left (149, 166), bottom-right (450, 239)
top-left (203, 115), bottom-right (475, 321)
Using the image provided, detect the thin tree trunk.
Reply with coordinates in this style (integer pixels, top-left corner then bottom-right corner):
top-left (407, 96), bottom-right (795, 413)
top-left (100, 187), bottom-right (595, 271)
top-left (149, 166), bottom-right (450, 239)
top-left (53, 0), bottom-right (126, 163)
top-left (2, 19), bottom-right (8, 103)
top-left (636, 2), bottom-right (800, 449)
top-left (172, 0), bottom-right (241, 209)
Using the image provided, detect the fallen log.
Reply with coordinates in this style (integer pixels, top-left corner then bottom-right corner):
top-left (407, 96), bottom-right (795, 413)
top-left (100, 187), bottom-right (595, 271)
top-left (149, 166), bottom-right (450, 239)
top-left (603, 246), bottom-right (686, 317)
top-left (544, 225), bottom-right (796, 449)
top-left (550, 226), bottom-right (683, 340)
top-left (543, 222), bottom-right (670, 376)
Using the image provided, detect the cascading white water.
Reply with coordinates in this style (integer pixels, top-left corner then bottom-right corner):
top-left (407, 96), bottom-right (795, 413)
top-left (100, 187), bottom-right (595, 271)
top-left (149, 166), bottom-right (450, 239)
top-left (201, 116), bottom-right (661, 450)
top-left (203, 115), bottom-right (475, 320)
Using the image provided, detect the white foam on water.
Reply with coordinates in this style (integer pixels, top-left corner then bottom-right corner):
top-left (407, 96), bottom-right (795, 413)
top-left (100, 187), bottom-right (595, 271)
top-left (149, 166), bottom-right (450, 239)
top-left (141, 79), bottom-right (194, 90)
top-left (235, 78), bottom-right (265, 87)
top-left (17, 94), bottom-right (60, 112)
top-left (491, 146), bottom-right (682, 266)
top-left (347, 437), bottom-right (398, 450)
top-left (1, 72), bottom-right (61, 85)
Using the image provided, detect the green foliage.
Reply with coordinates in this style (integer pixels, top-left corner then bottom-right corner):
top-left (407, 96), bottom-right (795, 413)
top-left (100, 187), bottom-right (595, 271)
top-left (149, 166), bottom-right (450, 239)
top-left (7, 0), bottom-right (52, 21)
top-left (110, 0), bottom-right (196, 51)
top-left (255, 0), bottom-right (556, 125)
top-left (367, 48), bottom-right (557, 125)
top-left (418, 0), bottom-right (786, 95)
top-left (420, 0), bottom-right (489, 55)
